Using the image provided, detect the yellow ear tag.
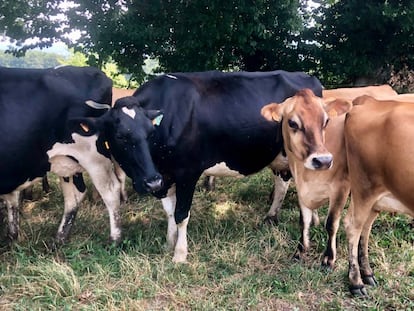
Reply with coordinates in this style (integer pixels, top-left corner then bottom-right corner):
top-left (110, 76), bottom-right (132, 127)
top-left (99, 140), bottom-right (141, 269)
top-left (104, 141), bottom-right (110, 150)
top-left (152, 114), bottom-right (163, 126)
top-left (80, 123), bottom-right (89, 132)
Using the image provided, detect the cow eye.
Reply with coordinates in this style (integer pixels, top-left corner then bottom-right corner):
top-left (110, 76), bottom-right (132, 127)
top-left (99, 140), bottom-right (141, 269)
top-left (288, 119), bottom-right (299, 130)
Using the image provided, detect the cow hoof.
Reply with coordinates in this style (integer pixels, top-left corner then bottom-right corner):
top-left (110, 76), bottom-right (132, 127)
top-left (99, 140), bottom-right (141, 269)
top-left (350, 284), bottom-right (368, 296)
top-left (292, 251), bottom-right (304, 263)
top-left (107, 237), bottom-right (122, 248)
top-left (362, 274), bottom-right (378, 287)
top-left (321, 256), bottom-right (335, 270)
top-left (54, 235), bottom-right (67, 246)
top-left (45, 239), bottom-right (63, 252)
top-left (7, 231), bottom-right (19, 242)
top-left (321, 261), bottom-right (335, 271)
top-left (263, 215), bottom-right (279, 225)
top-left (172, 253), bottom-right (188, 263)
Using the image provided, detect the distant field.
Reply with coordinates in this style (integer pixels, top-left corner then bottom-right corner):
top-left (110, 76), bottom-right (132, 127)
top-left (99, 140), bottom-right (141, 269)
top-left (0, 170), bottom-right (413, 310)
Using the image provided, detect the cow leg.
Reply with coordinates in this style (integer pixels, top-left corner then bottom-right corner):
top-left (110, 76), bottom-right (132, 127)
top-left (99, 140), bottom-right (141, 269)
top-left (172, 178), bottom-right (198, 263)
top-left (161, 186), bottom-right (177, 250)
top-left (344, 197), bottom-right (375, 296)
top-left (358, 208), bottom-right (379, 287)
top-left (42, 175), bottom-right (51, 193)
top-left (294, 205), bottom-right (314, 261)
top-left (322, 189), bottom-right (349, 269)
top-left (86, 165), bottom-right (122, 244)
top-left (202, 175), bottom-right (215, 191)
top-left (114, 160), bottom-right (128, 202)
top-left (264, 172), bottom-right (290, 224)
top-left (3, 191), bottom-right (21, 241)
top-left (56, 175), bottom-right (86, 243)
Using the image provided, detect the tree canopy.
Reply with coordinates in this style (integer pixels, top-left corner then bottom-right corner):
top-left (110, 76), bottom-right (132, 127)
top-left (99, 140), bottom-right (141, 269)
top-left (1, 0), bottom-right (414, 87)
top-left (307, 0), bottom-right (414, 86)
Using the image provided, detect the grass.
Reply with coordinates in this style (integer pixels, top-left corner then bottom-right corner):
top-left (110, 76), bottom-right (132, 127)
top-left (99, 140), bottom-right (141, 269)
top-left (0, 170), bottom-right (413, 310)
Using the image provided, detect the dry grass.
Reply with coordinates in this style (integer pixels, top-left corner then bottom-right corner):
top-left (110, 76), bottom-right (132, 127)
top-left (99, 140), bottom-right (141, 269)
top-left (0, 170), bottom-right (413, 310)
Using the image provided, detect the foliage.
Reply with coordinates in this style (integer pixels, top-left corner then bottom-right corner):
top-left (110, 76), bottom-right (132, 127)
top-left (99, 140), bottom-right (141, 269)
top-left (0, 1), bottom-right (66, 55)
top-left (0, 49), bottom-right (62, 68)
top-left (0, 172), bottom-right (413, 310)
top-left (3, 1), bottom-right (414, 88)
top-left (59, 49), bottom-right (135, 88)
top-left (1, 0), bottom-right (306, 82)
top-left (306, 0), bottom-right (414, 86)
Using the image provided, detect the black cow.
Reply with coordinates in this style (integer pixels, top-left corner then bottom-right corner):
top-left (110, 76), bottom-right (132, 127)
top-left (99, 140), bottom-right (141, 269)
top-left (0, 65), bottom-right (125, 244)
top-left (76, 70), bottom-right (323, 262)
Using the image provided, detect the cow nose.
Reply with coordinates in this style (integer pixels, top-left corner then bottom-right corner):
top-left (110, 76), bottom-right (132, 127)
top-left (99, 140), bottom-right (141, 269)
top-left (311, 154), bottom-right (333, 169)
top-left (144, 176), bottom-right (163, 192)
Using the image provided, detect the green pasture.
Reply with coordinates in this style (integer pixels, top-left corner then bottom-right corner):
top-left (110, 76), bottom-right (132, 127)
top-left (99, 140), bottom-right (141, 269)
top-left (0, 170), bottom-right (413, 310)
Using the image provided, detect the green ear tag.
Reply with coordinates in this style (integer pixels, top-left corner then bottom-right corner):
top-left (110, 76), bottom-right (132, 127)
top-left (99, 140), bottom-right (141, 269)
top-left (152, 114), bottom-right (164, 126)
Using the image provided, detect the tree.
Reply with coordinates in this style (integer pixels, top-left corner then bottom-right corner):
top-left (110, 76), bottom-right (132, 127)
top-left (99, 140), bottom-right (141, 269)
top-left (0, 1), bottom-right (66, 55)
top-left (1, 1), bottom-right (306, 81)
top-left (109, 0), bottom-right (304, 74)
top-left (306, 0), bottom-right (414, 86)
top-left (0, 49), bottom-right (62, 68)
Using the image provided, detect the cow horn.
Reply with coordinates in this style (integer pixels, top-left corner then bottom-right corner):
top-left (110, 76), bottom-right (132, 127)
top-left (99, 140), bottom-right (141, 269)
top-left (85, 100), bottom-right (111, 110)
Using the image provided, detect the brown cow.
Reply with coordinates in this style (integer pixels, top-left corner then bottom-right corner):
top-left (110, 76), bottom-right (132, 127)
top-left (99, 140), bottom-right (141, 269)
top-left (261, 90), bottom-right (352, 268)
top-left (262, 84), bottom-right (397, 225)
top-left (322, 84), bottom-right (397, 101)
top-left (112, 87), bottom-right (135, 106)
top-left (343, 95), bottom-right (414, 296)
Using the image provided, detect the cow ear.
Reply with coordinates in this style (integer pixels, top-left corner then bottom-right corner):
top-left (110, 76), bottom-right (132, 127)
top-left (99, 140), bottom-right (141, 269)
top-left (68, 117), bottom-right (100, 136)
top-left (324, 98), bottom-right (352, 117)
top-left (261, 103), bottom-right (283, 122)
top-left (146, 110), bottom-right (164, 126)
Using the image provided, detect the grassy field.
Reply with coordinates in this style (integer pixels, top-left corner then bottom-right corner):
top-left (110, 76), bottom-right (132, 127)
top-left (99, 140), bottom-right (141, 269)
top-left (0, 170), bottom-right (413, 310)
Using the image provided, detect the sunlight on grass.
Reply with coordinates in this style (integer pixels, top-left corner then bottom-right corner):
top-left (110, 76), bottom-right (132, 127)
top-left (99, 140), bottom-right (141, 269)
top-left (0, 171), bottom-right (413, 310)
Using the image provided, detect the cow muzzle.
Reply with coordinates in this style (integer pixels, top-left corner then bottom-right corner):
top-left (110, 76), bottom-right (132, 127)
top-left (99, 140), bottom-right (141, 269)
top-left (144, 175), bottom-right (164, 193)
top-left (305, 153), bottom-right (333, 170)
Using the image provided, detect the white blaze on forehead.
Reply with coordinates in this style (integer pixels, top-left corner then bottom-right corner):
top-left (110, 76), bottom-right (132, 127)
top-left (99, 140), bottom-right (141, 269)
top-left (203, 162), bottom-right (244, 178)
top-left (122, 106), bottom-right (136, 119)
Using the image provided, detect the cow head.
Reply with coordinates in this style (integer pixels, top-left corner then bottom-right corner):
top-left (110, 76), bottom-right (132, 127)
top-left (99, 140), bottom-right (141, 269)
top-left (69, 96), bottom-right (164, 194)
top-left (261, 88), bottom-right (352, 170)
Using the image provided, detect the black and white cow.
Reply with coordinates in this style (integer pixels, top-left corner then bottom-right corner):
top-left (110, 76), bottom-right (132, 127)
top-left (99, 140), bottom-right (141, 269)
top-left (77, 70), bottom-right (323, 262)
top-left (0, 65), bottom-right (136, 244)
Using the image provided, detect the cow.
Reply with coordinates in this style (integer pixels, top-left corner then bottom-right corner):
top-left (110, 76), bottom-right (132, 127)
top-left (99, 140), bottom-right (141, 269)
top-left (262, 84), bottom-right (399, 227)
top-left (112, 87), bottom-right (135, 106)
top-left (343, 95), bottom-right (414, 296)
top-left (79, 70), bottom-right (323, 262)
top-left (261, 92), bottom-right (352, 269)
top-left (322, 84), bottom-right (397, 101)
top-left (20, 87), bottom-right (135, 206)
top-left (0, 65), bottom-right (131, 245)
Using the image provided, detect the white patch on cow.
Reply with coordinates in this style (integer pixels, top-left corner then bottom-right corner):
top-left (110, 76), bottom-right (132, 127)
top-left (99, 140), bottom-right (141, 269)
top-left (49, 155), bottom-right (84, 177)
top-left (266, 173), bottom-right (290, 218)
top-left (173, 214), bottom-right (190, 263)
top-left (14, 178), bottom-right (43, 191)
top-left (1, 191), bottom-right (20, 238)
top-left (47, 133), bottom-right (122, 241)
top-left (165, 74), bottom-right (178, 79)
top-left (160, 184), bottom-right (190, 262)
top-left (56, 175), bottom-right (86, 239)
top-left (203, 162), bottom-right (244, 178)
top-left (161, 185), bottom-right (178, 250)
top-left (374, 193), bottom-right (414, 217)
top-left (122, 106), bottom-right (136, 119)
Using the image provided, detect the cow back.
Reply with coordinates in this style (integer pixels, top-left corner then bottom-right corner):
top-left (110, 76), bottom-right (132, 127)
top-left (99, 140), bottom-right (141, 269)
top-left (133, 70), bottom-right (322, 176)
